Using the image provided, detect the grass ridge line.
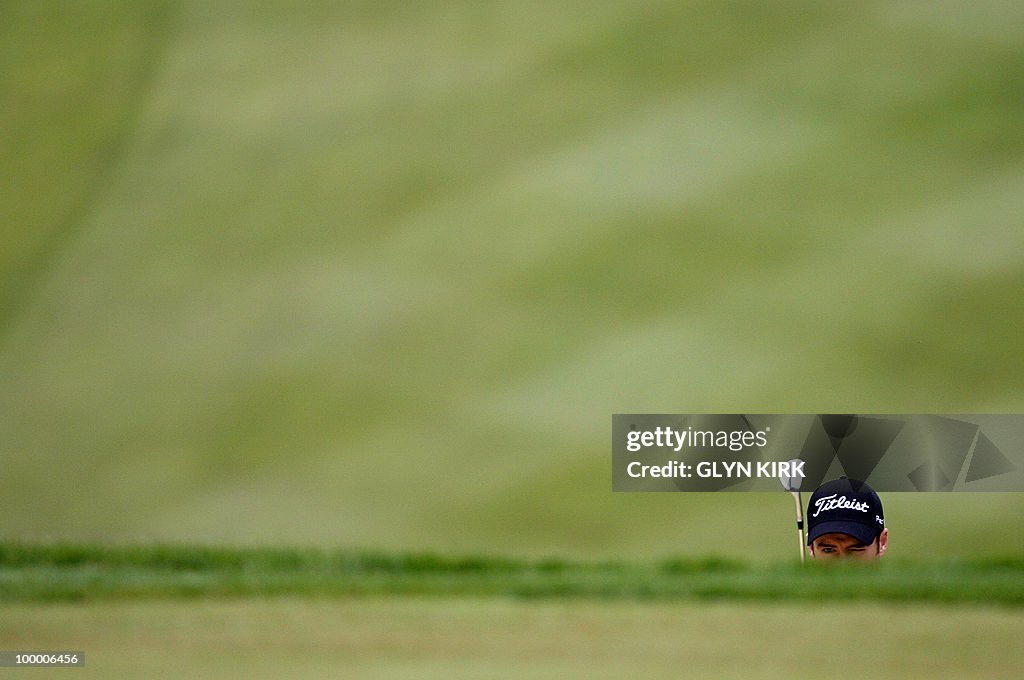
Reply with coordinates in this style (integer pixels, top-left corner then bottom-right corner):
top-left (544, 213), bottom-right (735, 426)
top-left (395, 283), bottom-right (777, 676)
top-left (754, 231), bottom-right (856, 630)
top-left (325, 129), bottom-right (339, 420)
top-left (0, 0), bottom-right (180, 339)
top-left (1, 544), bottom-right (1022, 605)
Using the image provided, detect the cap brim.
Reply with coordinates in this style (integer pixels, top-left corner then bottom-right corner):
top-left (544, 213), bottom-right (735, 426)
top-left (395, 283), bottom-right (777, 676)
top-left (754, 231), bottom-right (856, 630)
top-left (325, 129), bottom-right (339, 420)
top-left (807, 520), bottom-right (878, 546)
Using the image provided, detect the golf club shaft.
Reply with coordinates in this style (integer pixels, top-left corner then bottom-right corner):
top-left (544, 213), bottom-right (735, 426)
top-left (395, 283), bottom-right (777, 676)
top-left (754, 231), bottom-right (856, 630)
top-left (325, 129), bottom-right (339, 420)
top-left (791, 490), bottom-right (805, 564)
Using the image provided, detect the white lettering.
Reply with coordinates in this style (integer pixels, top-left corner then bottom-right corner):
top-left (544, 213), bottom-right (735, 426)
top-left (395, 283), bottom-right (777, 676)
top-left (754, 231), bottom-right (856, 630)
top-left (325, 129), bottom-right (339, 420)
top-left (696, 461), bottom-right (717, 477)
top-left (811, 494), bottom-right (871, 518)
top-left (775, 461), bottom-right (804, 479)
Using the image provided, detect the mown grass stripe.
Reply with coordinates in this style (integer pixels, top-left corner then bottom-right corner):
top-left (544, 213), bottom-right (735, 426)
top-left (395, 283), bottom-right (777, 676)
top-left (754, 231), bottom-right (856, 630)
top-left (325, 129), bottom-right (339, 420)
top-left (1, 544), bottom-right (1022, 605)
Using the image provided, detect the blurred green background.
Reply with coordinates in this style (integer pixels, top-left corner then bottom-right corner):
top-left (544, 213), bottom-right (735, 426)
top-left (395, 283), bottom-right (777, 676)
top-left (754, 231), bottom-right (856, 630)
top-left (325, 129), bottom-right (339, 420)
top-left (2, 0), bottom-right (1024, 561)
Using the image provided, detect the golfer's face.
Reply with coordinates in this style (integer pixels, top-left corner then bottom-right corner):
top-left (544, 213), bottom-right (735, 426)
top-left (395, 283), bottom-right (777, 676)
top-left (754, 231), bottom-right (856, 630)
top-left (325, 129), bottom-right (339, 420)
top-left (810, 531), bottom-right (885, 561)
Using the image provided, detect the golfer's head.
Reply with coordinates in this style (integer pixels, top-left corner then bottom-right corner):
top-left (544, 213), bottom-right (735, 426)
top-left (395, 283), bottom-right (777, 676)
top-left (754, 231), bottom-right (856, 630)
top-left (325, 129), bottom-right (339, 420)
top-left (806, 477), bottom-right (887, 561)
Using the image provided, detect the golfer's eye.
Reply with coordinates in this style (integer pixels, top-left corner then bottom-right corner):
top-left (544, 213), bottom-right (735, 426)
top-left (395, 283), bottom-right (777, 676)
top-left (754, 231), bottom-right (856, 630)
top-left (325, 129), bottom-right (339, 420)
top-left (820, 546), bottom-right (836, 553)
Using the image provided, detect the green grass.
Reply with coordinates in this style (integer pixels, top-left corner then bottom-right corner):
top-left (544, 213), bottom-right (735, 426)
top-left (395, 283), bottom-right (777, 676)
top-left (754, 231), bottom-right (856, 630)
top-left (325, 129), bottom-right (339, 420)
top-left (2, 544), bottom-right (1022, 605)
top-left (4, 5), bottom-right (1023, 677)
top-left (1, 1), bottom-right (1024, 558)
top-left (4, 598), bottom-right (1021, 680)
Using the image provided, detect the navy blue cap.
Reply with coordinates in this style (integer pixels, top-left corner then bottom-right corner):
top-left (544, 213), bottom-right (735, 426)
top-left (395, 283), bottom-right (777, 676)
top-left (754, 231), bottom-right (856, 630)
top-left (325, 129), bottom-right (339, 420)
top-left (806, 477), bottom-right (885, 546)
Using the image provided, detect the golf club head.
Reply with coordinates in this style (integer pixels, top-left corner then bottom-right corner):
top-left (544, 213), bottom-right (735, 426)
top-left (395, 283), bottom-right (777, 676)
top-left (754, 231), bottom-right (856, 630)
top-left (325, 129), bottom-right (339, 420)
top-left (778, 459), bottom-right (805, 492)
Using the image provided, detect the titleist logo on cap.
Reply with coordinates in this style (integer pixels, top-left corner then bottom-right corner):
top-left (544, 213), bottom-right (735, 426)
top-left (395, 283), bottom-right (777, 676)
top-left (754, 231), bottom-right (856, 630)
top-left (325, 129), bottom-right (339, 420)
top-left (811, 493), bottom-right (871, 518)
